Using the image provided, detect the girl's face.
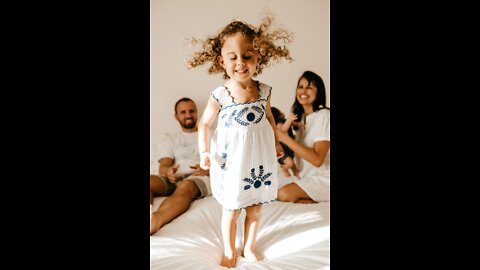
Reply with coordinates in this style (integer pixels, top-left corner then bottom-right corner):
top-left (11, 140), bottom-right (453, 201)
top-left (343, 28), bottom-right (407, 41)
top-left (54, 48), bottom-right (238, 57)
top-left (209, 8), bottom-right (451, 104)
top-left (219, 32), bottom-right (260, 83)
top-left (296, 78), bottom-right (318, 106)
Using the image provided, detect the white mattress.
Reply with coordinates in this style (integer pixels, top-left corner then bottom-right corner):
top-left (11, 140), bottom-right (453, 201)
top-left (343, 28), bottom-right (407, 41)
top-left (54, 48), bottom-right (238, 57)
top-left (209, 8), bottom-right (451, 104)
top-left (150, 196), bottom-right (330, 269)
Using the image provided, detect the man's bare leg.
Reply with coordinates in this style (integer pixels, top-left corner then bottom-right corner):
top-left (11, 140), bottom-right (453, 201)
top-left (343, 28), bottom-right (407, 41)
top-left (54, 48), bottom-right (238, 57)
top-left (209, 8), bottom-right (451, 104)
top-left (242, 204), bottom-right (264, 261)
top-left (150, 180), bottom-right (199, 235)
top-left (220, 208), bottom-right (240, 268)
top-left (150, 175), bottom-right (168, 204)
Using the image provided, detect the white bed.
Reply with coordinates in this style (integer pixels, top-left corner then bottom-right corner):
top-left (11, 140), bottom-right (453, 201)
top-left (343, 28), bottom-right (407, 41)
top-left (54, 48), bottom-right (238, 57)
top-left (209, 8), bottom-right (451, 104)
top-left (150, 196), bottom-right (330, 270)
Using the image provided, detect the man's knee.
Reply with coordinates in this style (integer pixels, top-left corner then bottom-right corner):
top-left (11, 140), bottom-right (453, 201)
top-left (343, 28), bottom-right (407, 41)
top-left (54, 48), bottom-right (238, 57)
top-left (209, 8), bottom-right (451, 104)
top-left (174, 180), bottom-right (200, 199)
top-left (150, 175), bottom-right (164, 192)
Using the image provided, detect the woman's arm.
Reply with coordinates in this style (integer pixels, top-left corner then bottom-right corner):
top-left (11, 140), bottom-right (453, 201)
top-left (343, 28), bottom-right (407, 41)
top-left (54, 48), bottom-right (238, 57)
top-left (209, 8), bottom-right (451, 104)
top-left (277, 129), bottom-right (329, 167)
top-left (198, 95), bottom-right (220, 169)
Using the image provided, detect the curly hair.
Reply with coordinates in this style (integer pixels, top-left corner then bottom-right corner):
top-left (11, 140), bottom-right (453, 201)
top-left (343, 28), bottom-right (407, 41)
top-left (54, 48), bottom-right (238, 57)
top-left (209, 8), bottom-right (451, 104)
top-left (185, 16), bottom-right (293, 79)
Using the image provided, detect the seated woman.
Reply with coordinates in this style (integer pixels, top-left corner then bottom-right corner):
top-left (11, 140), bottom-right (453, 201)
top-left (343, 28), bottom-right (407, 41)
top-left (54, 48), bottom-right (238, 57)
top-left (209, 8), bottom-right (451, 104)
top-left (276, 71), bottom-right (330, 204)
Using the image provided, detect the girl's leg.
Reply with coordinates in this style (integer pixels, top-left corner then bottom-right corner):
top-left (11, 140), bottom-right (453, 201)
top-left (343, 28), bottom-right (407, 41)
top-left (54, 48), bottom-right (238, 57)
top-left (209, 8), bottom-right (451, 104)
top-left (220, 208), bottom-right (241, 268)
top-left (243, 204), bottom-right (264, 261)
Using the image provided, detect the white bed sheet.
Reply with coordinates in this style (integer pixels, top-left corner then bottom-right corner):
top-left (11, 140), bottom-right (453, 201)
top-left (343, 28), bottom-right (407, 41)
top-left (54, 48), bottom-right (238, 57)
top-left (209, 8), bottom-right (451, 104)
top-left (150, 196), bottom-right (329, 270)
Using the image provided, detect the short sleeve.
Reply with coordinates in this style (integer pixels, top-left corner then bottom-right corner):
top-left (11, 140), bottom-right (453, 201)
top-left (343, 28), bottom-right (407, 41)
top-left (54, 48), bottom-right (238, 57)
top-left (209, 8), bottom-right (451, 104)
top-left (157, 133), bottom-right (175, 160)
top-left (211, 86), bottom-right (232, 107)
top-left (312, 110), bottom-right (330, 142)
top-left (258, 82), bottom-right (272, 101)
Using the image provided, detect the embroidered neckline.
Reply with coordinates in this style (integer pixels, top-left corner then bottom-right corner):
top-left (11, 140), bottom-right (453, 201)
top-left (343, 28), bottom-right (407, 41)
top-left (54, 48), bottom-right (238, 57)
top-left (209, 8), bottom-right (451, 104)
top-left (223, 81), bottom-right (262, 104)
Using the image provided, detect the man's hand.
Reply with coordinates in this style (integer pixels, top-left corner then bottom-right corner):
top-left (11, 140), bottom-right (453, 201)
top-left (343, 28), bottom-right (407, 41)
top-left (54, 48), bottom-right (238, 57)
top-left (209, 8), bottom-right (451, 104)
top-left (165, 164), bottom-right (184, 183)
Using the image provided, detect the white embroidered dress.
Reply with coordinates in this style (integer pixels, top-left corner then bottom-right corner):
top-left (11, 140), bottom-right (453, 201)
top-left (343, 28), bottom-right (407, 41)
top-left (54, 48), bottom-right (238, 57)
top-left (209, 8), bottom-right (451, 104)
top-left (209, 82), bottom-right (278, 210)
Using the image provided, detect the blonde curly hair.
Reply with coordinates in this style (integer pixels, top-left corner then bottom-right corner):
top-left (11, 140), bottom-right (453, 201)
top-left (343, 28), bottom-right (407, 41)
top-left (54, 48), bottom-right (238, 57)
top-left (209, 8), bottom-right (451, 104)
top-left (186, 16), bottom-right (293, 79)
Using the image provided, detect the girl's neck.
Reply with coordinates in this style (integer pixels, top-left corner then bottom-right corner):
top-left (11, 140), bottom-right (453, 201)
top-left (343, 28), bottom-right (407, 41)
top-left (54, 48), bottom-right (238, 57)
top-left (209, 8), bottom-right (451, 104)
top-left (225, 79), bottom-right (258, 92)
top-left (224, 79), bottom-right (259, 103)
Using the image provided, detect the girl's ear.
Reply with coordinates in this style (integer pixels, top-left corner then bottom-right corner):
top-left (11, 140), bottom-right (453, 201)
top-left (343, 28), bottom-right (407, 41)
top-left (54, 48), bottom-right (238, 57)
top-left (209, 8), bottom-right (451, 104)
top-left (217, 55), bottom-right (225, 68)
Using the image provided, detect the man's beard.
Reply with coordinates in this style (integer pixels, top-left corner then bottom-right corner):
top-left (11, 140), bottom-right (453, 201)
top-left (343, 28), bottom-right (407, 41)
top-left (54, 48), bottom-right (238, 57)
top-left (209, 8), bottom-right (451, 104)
top-left (181, 119), bottom-right (196, 129)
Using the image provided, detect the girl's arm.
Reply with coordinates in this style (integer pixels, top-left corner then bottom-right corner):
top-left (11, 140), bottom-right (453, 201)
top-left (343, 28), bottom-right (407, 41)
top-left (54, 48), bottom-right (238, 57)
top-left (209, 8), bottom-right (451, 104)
top-left (277, 129), bottom-right (330, 167)
top-left (265, 97), bottom-right (284, 157)
top-left (198, 95), bottom-right (220, 170)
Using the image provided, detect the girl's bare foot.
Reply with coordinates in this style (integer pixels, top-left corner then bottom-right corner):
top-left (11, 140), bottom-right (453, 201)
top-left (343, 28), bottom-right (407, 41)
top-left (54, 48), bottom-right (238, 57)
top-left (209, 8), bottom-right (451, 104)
top-left (242, 249), bottom-right (265, 262)
top-left (220, 253), bottom-right (237, 268)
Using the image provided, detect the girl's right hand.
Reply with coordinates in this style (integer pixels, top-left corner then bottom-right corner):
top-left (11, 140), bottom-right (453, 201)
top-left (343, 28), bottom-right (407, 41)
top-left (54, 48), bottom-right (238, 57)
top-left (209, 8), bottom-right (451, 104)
top-left (200, 152), bottom-right (211, 170)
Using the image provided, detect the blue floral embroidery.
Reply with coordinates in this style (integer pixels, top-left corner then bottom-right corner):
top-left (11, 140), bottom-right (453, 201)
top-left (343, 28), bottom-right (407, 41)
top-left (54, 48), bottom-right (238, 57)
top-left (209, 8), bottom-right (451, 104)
top-left (220, 142), bottom-right (229, 170)
top-left (223, 106), bottom-right (265, 127)
top-left (224, 110), bottom-right (237, 128)
top-left (243, 165), bottom-right (272, 190)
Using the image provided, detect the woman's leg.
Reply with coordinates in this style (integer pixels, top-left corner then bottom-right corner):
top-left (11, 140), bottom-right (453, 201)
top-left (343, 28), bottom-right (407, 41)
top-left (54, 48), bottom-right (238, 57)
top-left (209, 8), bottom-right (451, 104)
top-left (220, 208), bottom-right (241, 268)
top-left (243, 204), bottom-right (264, 261)
top-left (277, 182), bottom-right (316, 204)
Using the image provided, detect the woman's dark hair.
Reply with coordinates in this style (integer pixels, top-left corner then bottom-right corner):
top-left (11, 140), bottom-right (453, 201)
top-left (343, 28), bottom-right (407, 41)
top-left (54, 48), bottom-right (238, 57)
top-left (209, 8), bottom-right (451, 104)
top-left (291, 71), bottom-right (329, 126)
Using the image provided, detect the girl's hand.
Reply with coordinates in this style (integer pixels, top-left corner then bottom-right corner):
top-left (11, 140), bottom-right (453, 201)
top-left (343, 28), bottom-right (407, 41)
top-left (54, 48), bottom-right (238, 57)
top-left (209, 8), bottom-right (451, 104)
top-left (200, 152), bottom-right (211, 170)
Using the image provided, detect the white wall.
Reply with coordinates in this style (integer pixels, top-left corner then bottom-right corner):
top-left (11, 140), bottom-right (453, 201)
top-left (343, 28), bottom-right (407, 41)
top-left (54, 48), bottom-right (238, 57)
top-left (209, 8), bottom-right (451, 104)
top-left (151, 0), bottom-right (329, 143)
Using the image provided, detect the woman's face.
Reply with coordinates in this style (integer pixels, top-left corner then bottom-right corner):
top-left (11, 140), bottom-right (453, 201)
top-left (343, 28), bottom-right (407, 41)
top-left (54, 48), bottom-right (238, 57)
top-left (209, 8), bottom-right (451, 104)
top-left (296, 78), bottom-right (317, 106)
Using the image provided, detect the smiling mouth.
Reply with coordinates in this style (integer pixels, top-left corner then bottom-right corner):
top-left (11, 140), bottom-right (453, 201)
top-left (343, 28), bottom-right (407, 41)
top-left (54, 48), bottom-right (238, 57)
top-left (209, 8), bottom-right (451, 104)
top-left (236, 69), bottom-right (248, 74)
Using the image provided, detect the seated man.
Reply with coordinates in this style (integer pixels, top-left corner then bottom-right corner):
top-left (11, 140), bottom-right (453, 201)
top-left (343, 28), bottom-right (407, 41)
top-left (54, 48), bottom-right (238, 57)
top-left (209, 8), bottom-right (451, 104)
top-left (150, 97), bottom-right (211, 235)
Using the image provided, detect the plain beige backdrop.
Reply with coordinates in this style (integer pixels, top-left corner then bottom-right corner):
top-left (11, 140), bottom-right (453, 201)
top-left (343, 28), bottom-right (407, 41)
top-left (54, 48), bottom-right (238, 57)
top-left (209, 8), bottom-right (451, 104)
top-left (150, 0), bottom-right (329, 167)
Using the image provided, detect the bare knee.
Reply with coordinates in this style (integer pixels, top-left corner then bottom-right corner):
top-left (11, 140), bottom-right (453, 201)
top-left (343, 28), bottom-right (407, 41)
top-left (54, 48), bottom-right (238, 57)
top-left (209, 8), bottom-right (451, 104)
top-left (174, 180), bottom-right (199, 200)
top-left (150, 175), bottom-right (168, 199)
top-left (277, 185), bottom-right (298, 203)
